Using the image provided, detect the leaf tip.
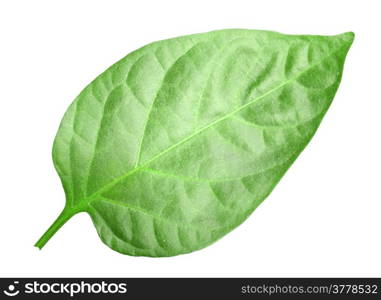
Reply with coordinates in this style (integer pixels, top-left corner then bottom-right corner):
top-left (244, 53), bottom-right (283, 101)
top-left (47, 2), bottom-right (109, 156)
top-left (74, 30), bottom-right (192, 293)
top-left (344, 31), bottom-right (355, 42)
top-left (339, 31), bottom-right (355, 46)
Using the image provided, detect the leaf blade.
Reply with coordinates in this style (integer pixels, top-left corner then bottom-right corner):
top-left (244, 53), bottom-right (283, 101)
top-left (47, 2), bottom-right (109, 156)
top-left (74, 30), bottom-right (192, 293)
top-left (37, 29), bottom-right (354, 256)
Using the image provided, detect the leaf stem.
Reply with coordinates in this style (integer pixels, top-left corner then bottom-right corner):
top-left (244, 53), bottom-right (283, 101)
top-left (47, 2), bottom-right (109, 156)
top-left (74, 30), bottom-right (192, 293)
top-left (34, 207), bottom-right (76, 249)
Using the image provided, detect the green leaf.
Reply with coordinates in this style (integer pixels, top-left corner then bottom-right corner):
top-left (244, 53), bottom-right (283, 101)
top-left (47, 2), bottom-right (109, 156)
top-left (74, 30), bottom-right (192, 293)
top-left (35, 29), bottom-right (354, 256)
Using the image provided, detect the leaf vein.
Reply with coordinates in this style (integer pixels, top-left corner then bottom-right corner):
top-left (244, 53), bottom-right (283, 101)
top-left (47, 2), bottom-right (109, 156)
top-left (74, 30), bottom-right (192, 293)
top-left (85, 42), bottom-right (348, 205)
top-left (134, 41), bottom-right (206, 167)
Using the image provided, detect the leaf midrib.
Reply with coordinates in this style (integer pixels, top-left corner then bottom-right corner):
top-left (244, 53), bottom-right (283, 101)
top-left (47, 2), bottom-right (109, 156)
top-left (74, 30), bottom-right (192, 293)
top-left (82, 43), bottom-right (346, 207)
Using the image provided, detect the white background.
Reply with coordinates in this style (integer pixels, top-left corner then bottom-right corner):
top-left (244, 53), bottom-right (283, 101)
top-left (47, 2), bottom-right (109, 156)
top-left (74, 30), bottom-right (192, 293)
top-left (0, 0), bottom-right (380, 277)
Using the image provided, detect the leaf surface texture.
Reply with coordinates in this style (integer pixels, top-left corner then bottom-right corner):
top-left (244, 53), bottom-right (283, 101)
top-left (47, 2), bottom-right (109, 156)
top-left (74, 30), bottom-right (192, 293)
top-left (36, 29), bottom-right (354, 256)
